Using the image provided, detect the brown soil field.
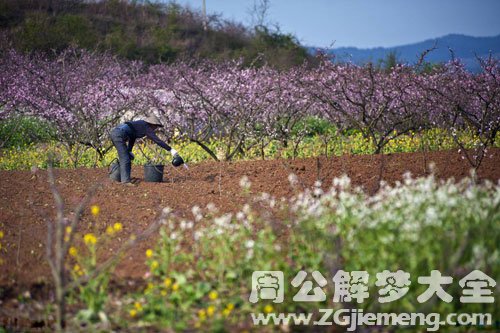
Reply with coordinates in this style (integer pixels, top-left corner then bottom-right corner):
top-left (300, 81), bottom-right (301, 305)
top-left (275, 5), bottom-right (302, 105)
top-left (1, 149), bottom-right (499, 296)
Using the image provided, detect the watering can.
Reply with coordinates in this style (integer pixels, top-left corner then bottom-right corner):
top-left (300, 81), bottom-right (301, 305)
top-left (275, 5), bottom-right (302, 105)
top-left (172, 154), bottom-right (184, 167)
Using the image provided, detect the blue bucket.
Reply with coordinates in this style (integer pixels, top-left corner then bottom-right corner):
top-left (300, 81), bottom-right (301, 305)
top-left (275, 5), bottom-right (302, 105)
top-left (144, 164), bottom-right (164, 182)
top-left (109, 159), bottom-right (121, 182)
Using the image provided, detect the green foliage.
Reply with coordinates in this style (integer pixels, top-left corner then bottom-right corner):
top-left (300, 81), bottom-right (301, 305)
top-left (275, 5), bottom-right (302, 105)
top-left (378, 50), bottom-right (400, 71)
top-left (132, 197), bottom-right (325, 330)
top-left (67, 220), bottom-right (125, 326)
top-left (240, 26), bottom-right (310, 68)
top-left (0, 115), bottom-right (56, 148)
top-left (16, 12), bottom-right (97, 52)
top-left (292, 116), bottom-right (337, 137)
top-left (1, 129), bottom-right (498, 170)
top-left (297, 175), bottom-right (499, 315)
top-left (138, 227), bottom-right (216, 330)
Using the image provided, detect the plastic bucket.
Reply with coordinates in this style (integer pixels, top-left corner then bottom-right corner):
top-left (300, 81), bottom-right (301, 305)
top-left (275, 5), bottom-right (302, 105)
top-left (109, 159), bottom-right (121, 182)
top-left (144, 164), bottom-right (164, 182)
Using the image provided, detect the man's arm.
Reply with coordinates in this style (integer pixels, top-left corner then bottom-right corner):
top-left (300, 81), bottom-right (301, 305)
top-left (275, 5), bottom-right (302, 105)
top-left (145, 127), bottom-right (172, 151)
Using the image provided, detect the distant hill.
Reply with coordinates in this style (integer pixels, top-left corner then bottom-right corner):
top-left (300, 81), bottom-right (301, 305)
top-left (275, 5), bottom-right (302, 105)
top-left (0, 0), bottom-right (309, 68)
top-left (309, 34), bottom-right (500, 72)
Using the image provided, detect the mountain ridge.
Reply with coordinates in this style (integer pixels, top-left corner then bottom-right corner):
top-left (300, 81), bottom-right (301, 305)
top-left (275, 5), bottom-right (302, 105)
top-left (309, 34), bottom-right (500, 72)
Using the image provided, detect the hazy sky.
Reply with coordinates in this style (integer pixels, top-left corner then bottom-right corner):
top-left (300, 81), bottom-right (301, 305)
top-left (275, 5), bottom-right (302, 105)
top-left (170, 0), bottom-right (500, 48)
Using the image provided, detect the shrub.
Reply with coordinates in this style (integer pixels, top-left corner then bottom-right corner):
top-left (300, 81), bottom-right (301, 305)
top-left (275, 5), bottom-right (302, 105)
top-left (122, 174), bottom-right (499, 330)
top-left (0, 115), bottom-right (55, 148)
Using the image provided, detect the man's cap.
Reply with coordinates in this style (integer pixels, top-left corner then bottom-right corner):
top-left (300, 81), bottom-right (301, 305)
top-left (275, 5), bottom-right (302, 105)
top-left (144, 114), bottom-right (163, 127)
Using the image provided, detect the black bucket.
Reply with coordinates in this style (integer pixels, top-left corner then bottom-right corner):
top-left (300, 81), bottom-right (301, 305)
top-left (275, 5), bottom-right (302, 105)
top-left (109, 159), bottom-right (121, 182)
top-left (144, 164), bottom-right (164, 182)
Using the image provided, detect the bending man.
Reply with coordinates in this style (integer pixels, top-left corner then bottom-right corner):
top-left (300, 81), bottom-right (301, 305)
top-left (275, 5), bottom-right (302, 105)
top-left (110, 115), bottom-right (180, 185)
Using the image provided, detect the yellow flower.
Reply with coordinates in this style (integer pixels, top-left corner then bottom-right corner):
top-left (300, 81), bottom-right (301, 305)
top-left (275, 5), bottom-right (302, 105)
top-left (106, 226), bottom-right (114, 236)
top-left (0, 231), bottom-right (3, 239)
top-left (73, 264), bottom-right (83, 276)
top-left (208, 290), bottom-right (218, 300)
top-left (172, 283), bottom-right (179, 291)
top-left (134, 302), bottom-right (143, 311)
top-left (69, 247), bottom-right (78, 257)
top-left (145, 249), bottom-right (153, 258)
top-left (65, 226), bottom-right (72, 234)
top-left (163, 278), bottom-right (172, 288)
top-left (113, 222), bottom-right (123, 232)
top-left (264, 305), bottom-right (274, 313)
top-left (129, 309), bottom-right (137, 318)
top-left (83, 233), bottom-right (97, 245)
top-left (90, 205), bottom-right (100, 216)
top-left (198, 309), bottom-right (206, 320)
top-left (222, 303), bottom-right (234, 316)
top-left (145, 282), bottom-right (154, 292)
top-left (207, 305), bottom-right (215, 317)
top-left (150, 260), bottom-right (159, 270)
top-left (160, 290), bottom-right (167, 296)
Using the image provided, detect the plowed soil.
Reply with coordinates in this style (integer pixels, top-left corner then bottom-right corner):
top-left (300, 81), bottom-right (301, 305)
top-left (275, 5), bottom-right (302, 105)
top-left (1, 149), bottom-right (499, 295)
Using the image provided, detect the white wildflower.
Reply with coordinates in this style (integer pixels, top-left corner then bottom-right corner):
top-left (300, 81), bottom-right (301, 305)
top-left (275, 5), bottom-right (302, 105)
top-left (269, 199), bottom-right (276, 208)
top-left (242, 203), bottom-right (251, 214)
top-left (239, 175), bottom-right (251, 190)
top-left (192, 205), bottom-right (203, 221)
top-left (288, 173), bottom-right (298, 187)
top-left (214, 213), bottom-right (232, 227)
top-left (260, 192), bottom-right (271, 202)
top-left (194, 231), bottom-right (203, 241)
top-left (425, 207), bottom-right (438, 223)
top-left (180, 220), bottom-right (187, 230)
top-left (332, 175), bottom-right (351, 189)
top-left (206, 202), bottom-right (217, 213)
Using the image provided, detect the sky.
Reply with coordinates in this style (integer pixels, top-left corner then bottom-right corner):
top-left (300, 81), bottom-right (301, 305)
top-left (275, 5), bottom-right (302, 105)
top-left (169, 0), bottom-right (500, 49)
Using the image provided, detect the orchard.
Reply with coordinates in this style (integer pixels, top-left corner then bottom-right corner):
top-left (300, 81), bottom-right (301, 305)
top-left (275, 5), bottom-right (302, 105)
top-left (2, 49), bottom-right (499, 167)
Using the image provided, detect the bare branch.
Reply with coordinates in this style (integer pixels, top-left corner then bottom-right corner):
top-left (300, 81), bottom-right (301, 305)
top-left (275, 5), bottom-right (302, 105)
top-left (415, 42), bottom-right (437, 69)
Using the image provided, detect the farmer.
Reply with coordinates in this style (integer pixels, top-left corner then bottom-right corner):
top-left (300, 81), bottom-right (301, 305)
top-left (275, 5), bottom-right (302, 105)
top-left (110, 114), bottom-right (181, 185)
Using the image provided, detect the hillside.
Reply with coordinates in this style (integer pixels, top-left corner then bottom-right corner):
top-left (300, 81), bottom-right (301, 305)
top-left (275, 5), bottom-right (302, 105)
top-left (311, 34), bottom-right (500, 72)
top-left (0, 0), bottom-right (309, 68)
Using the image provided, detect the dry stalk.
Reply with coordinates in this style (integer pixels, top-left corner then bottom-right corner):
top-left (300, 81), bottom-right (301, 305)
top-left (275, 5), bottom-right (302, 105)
top-left (45, 167), bottom-right (165, 331)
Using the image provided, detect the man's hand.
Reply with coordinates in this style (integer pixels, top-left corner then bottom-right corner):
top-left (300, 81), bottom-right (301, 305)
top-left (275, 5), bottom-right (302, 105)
top-left (170, 148), bottom-right (178, 157)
